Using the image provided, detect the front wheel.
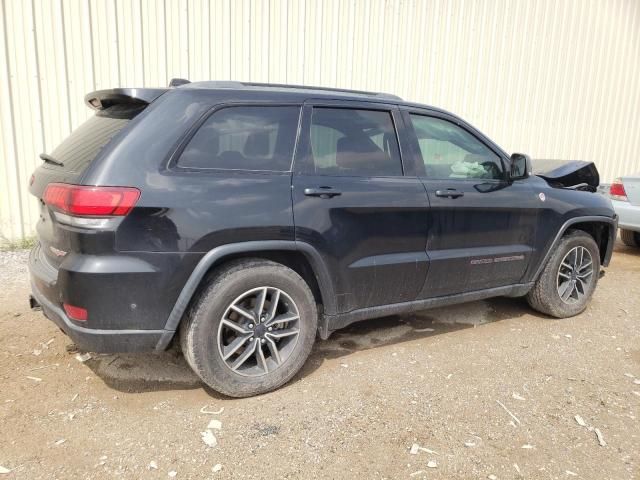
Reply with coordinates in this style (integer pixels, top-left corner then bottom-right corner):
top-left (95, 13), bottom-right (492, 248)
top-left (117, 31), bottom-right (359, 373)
top-left (180, 259), bottom-right (317, 397)
top-left (526, 231), bottom-right (600, 318)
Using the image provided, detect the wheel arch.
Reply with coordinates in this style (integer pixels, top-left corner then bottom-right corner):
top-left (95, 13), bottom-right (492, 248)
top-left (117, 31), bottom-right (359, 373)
top-left (532, 215), bottom-right (617, 282)
top-left (154, 241), bottom-right (335, 350)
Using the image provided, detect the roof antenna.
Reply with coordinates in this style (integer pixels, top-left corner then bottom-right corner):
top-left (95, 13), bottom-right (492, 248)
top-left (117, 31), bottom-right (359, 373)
top-left (168, 78), bottom-right (190, 88)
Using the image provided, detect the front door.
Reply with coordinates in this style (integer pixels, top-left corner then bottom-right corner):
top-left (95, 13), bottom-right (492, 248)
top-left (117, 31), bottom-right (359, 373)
top-left (403, 110), bottom-right (539, 298)
top-left (292, 102), bottom-right (430, 313)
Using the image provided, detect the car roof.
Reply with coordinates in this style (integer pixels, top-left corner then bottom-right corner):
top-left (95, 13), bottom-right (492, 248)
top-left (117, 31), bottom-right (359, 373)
top-left (86, 80), bottom-right (451, 115)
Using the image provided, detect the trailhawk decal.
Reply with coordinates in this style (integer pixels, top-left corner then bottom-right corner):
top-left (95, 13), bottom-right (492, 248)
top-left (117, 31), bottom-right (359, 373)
top-left (470, 255), bottom-right (525, 265)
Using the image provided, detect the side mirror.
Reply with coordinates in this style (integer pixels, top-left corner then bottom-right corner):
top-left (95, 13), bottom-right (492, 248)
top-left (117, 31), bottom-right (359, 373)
top-left (509, 153), bottom-right (532, 180)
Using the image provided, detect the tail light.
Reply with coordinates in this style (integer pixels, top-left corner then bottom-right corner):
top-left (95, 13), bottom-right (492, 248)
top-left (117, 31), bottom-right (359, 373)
top-left (63, 303), bottom-right (88, 322)
top-left (609, 179), bottom-right (628, 201)
top-left (43, 183), bottom-right (140, 228)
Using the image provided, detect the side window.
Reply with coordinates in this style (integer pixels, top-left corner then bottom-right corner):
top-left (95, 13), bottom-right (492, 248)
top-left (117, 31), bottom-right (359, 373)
top-left (409, 114), bottom-right (504, 180)
top-left (178, 106), bottom-right (300, 171)
top-left (309, 108), bottom-right (402, 176)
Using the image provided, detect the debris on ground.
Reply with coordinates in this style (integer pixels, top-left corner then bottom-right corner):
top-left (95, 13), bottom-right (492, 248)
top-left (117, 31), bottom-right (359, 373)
top-left (212, 464), bottom-right (222, 473)
top-left (65, 344), bottom-right (79, 353)
top-left (464, 441), bottom-right (476, 448)
top-left (0, 466), bottom-right (11, 474)
top-left (25, 376), bottom-right (42, 382)
top-left (513, 463), bottom-right (521, 474)
top-left (414, 327), bottom-right (435, 332)
top-left (488, 474), bottom-right (498, 480)
top-left (168, 471), bottom-right (177, 478)
top-left (207, 419), bottom-right (222, 430)
top-left (426, 460), bottom-right (437, 468)
top-left (200, 405), bottom-right (224, 415)
top-left (574, 415), bottom-right (607, 447)
top-left (75, 353), bottom-right (92, 363)
top-left (566, 470), bottom-right (578, 476)
top-left (512, 392), bottom-right (526, 401)
top-left (410, 443), bottom-right (438, 455)
top-left (54, 439), bottom-right (66, 445)
top-left (148, 461), bottom-right (158, 470)
top-left (521, 444), bottom-right (534, 449)
top-left (28, 363), bottom-right (58, 372)
top-left (201, 430), bottom-right (217, 448)
top-left (496, 400), bottom-right (520, 425)
top-left (409, 470), bottom-right (425, 477)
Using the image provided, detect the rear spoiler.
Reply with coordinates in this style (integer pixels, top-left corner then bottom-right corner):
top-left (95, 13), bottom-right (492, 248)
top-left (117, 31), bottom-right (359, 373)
top-left (84, 88), bottom-right (168, 111)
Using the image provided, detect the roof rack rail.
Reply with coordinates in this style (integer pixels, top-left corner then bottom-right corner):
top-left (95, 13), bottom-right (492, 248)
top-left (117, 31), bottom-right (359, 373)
top-left (187, 80), bottom-right (402, 100)
top-left (242, 82), bottom-right (402, 100)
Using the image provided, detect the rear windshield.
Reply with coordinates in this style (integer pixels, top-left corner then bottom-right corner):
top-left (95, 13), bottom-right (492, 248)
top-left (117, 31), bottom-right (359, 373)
top-left (45, 104), bottom-right (143, 173)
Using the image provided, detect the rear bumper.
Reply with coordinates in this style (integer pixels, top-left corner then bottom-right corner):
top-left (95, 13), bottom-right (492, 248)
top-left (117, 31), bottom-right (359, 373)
top-left (612, 199), bottom-right (640, 231)
top-left (28, 245), bottom-right (164, 353)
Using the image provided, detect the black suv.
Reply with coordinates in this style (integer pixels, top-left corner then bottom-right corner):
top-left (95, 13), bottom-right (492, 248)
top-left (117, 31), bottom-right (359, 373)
top-left (28, 81), bottom-right (616, 397)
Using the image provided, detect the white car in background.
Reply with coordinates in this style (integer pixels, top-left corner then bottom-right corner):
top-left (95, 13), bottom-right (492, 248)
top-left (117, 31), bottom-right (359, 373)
top-left (609, 175), bottom-right (640, 247)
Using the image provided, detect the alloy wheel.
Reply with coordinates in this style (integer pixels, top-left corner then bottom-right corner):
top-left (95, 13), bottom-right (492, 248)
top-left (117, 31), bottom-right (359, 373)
top-left (556, 246), bottom-right (594, 304)
top-left (217, 287), bottom-right (300, 377)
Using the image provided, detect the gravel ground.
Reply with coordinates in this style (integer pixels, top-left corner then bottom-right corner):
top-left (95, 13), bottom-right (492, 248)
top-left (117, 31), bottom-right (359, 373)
top-left (0, 242), bottom-right (639, 479)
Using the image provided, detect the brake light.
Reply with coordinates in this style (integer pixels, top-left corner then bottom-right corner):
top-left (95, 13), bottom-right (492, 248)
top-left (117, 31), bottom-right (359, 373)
top-left (63, 303), bottom-right (88, 321)
top-left (609, 179), bottom-right (628, 201)
top-left (43, 183), bottom-right (140, 216)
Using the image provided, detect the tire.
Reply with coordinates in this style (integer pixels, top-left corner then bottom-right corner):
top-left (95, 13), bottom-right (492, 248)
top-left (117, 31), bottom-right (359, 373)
top-left (180, 259), bottom-right (317, 397)
top-left (620, 228), bottom-right (640, 247)
top-left (526, 231), bottom-right (600, 318)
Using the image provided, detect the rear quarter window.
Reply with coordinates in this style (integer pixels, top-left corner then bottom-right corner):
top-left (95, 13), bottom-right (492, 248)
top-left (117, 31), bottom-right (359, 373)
top-left (176, 106), bottom-right (301, 172)
top-left (46, 104), bottom-right (142, 173)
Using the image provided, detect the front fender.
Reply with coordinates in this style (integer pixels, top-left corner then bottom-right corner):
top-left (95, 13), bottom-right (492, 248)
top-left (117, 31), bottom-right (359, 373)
top-left (530, 215), bottom-right (617, 282)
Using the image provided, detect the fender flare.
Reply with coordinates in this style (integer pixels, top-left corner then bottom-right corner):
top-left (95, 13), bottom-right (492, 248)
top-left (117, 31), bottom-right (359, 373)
top-left (532, 215), bottom-right (617, 281)
top-left (154, 240), bottom-right (335, 351)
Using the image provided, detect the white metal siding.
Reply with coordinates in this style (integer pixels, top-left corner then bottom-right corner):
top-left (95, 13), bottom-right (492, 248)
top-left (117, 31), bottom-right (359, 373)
top-left (1, 0), bottom-right (639, 240)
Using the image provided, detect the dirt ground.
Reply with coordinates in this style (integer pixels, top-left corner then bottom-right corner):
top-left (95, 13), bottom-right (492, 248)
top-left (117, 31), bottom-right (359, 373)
top-left (0, 242), bottom-right (639, 480)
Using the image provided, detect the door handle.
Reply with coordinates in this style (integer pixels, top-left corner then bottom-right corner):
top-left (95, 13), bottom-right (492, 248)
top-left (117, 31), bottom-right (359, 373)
top-left (435, 189), bottom-right (464, 199)
top-left (304, 187), bottom-right (342, 198)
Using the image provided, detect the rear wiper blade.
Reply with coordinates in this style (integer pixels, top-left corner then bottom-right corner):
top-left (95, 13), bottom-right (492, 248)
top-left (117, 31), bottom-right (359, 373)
top-left (39, 153), bottom-right (64, 167)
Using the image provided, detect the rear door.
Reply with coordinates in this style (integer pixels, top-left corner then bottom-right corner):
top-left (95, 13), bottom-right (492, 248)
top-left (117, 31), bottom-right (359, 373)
top-left (402, 109), bottom-right (539, 298)
top-left (292, 101), bottom-right (430, 314)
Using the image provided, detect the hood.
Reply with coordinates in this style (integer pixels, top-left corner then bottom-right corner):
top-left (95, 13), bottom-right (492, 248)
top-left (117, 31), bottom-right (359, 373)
top-left (533, 159), bottom-right (600, 191)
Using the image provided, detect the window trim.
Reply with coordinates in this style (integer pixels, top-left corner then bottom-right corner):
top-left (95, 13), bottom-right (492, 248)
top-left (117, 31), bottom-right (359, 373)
top-left (401, 108), bottom-right (510, 182)
top-left (168, 102), bottom-right (303, 174)
top-left (293, 102), bottom-right (407, 178)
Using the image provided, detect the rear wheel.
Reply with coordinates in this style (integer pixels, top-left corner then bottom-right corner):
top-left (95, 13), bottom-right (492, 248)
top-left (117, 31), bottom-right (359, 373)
top-left (526, 231), bottom-right (600, 318)
top-left (180, 259), bottom-right (317, 397)
top-left (620, 228), bottom-right (640, 247)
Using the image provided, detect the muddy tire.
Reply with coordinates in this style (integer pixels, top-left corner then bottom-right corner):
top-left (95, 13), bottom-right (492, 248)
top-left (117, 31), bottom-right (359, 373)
top-left (180, 259), bottom-right (317, 397)
top-left (620, 228), bottom-right (640, 247)
top-left (526, 231), bottom-right (600, 318)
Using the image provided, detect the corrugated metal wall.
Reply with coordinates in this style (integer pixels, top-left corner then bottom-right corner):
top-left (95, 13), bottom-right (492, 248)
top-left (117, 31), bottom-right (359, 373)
top-left (1, 0), bottom-right (639, 241)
